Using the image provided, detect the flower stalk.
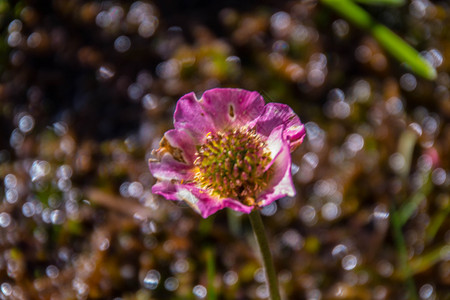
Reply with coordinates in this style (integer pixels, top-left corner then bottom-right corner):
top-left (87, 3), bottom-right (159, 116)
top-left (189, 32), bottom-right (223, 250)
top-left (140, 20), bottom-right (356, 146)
top-left (249, 210), bottom-right (281, 300)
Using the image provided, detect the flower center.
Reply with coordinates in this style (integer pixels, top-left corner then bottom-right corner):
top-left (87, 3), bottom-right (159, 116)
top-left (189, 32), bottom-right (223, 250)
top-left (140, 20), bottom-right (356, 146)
top-left (193, 128), bottom-right (272, 205)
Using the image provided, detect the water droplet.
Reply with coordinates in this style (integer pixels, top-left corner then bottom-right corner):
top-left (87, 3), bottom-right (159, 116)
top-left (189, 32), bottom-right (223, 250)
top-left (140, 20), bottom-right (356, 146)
top-left (114, 36), bottom-right (131, 53)
top-left (307, 69), bottom-right (325, 87)
top-left (271, 11), bottom-right (291, 32)
top-left (142, 94), bottom-right (158, 110)
top-left (322, 202), bottom-right (340, 221)
top-left (97, 65), bottom-right (115, 80)
top-left (0, 213), bottom-right (11, 228)
top-left (223, 271), bottom-right (238, 286)
top-left (423, 116), bottom-right (438, 135)
top-left (1, 282), bottom-right (12, 296)
top-left (355, 45), bottom-right (372, 63)
top-left (57, 178), bottom-right (72, 192)
top-left (143, 270), bottom-right (160, 289)
top-left (431, 168), bottom-right (446, 185)
top-left (22, 202), bottom-right (36, 217)
top-left (409, 122), bottom-right (422, 136)
top-left (19, 115), bottom-right (35, 133)
top-left (172, 259), bottom-right (189, 273)
top-left (389, 153), bottom-right (405, 172)
top-left (256, 284), bottom-right (269, 298)
top-left (306, 288), bottom-right (321, 300)
top-left (419, 283), bottom-right (434, 299)
top-left (300, 205), bottom-right (317, 225)
top-left (261, 202), bottom-right (277, 216)
top-left (332, 244), bottom-right (348, 258)
top-left (8, 19), bottom-right (22, 33)
top-left (120, 182), bottom-right (130, 197)
top-left (345, 133), bottom-right (364, 153)
top-left (57, 165), bottom-right (73, 179)
top-left (302, 152), bottom-right (319, 169)
top-left (128, 181), bottom-right (144, 198)
top-left (281, 229), bottom-right (304, 250)
top-left (424, 49), bottom-right (443, 67)
top-left (7, 32), bottom-right (22, 47)
top-left (29, 160), bottom-right (51, 181)
top-left (99, 238), bottom-right (110, 251)
top-left (27, 32), bottom-right (42, 48)
top-left (164, 277), bottom-right (179, 291)
top-left (46, 265), bottom-right (59, 279)
top-left (128, 83), bottom-right (143, 101)
top-left (10, 129), bottom-right (24, 148)
top-left (385, 97), bottom-right (404, 115)
top-left (138, 17), bottom-right (158, 38)
top-left (96, 11), bottom-right (111, 28)
top-left (400, 73), bottom-right (417, 92)
top-left (5, 189), bottom-right (18, 204)
top-left (342, 254), bottom-right (358, 270)
top-left (332, 19), bottom-right (349, 38)
top-left (254, 268), bottom-right (266, 283)
top-left (193, 284), bottom-right (207, 298)
top-left (51, 210), bottom-right (65, 225)
top-left (328, 88), bottom-right (345, 102)
top-left (4, 174), bottom-right (17, 189)
top-left (373, 204), bottom-right (389, 220)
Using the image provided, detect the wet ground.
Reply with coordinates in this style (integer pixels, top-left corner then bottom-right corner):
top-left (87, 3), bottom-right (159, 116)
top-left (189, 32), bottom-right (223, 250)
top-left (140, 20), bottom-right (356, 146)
top-left (0, 0), bottom-right (449, 299)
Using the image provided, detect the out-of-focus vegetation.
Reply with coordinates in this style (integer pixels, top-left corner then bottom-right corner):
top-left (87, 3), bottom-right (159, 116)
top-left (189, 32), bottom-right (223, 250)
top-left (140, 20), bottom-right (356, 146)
top-left (0, 0), bottom-right (449, 299)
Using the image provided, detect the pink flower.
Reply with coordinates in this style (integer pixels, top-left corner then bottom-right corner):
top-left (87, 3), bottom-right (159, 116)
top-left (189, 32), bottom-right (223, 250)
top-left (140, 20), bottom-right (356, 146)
top-left (149, 88), bottom-right (305, 218)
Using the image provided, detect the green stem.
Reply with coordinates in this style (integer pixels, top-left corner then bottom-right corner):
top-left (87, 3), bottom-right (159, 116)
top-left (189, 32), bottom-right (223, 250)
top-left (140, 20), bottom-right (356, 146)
top-left (249, 210), bottom-right (281, 300)
top-left (391, 205), bottom-right (418, 300)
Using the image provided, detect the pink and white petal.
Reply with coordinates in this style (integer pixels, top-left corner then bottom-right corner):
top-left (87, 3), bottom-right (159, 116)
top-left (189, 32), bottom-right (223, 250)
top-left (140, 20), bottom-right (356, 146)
top-left (200, 88), bottom-right (265, 131)
top-left (257, 140), bottom-right (296, 207)
top-left (152, 181), bottom-right (179, 201)
top-left (251, 103), bottom-right (305, 151)
top-left (173, 92), bottom-right (216, 142)
top-left (149, 153), bottom-right (194, 182)
top-left (175, 184), bottom-right (225, 218)
top-left (221, 198), bottom-right (254, 214)
top-left (263, 124), bottom-right (285, 171)
top-left (164, 128), bottom-right (197, 164)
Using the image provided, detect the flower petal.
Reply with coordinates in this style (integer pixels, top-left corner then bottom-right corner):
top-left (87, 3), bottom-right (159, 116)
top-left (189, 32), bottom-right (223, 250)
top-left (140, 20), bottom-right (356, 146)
top-left (221, 198), bottom-right (254, 214)
top-left (175, 185), bottom-right (225, 218)
top-left (152, 181), bottom-right (178, 200)
top-left (164, 128), bottom-right (197, 164)
top-left (200, 88), bottom-right (265, 131)
top-left (152, 181), bottom-right (254, 218)
top-left (257, 138), bottom-right (296, 207)
top-left (149, 153), bottom-right (193, 182)
top-left (263, 124), bottom-right (285, 171)
top-left (174, 92), bottom-right (216, 142)
top-left (252, 103), bottom-right (306, 151)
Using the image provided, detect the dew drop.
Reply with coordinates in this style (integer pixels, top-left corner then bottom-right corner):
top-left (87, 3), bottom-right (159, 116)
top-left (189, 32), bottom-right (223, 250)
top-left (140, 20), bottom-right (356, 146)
top-left (114, 35), bottom-right (131, 53)
top-left (193, 284), bottom-right (207, 298)
top-left (342, 254), bottom-right (358, 270)
top-left (0, 213), bottom-right (11, 228)
top-left (19, 115), bottom-right (35, 133)
top-left (223, 270), bottom-right (238, 286)
top-left (164, 277), bottom-right (179, 291)
top-left (143, 270), bottom-right (160, 290)
top-left (400, 73), bottom-right (417, 92)
top-left (4, 174), bottom-right (17, 189)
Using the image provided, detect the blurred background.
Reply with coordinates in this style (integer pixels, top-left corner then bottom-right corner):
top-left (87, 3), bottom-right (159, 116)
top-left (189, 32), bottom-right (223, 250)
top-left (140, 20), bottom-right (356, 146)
top-left (0, 0), bottom-right (449, 299)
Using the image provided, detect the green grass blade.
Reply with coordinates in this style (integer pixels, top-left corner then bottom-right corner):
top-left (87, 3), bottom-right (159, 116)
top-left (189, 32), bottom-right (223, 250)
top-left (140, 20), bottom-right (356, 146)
top-left (206, 247), bottom-right (217, 300)
top-left (426, 198), bottom-right (450, 243)
top-left (320, 0), bottom-right (437, 80)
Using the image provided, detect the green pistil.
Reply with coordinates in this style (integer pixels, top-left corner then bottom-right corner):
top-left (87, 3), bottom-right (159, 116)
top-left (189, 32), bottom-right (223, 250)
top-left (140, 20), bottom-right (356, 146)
top-left (194, 128), bottom-right (271, 205)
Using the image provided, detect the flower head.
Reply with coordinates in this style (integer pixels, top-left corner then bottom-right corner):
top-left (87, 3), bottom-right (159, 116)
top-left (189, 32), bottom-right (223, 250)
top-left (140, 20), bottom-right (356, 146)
top-left (149, 88), bottom-right (305, 218)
